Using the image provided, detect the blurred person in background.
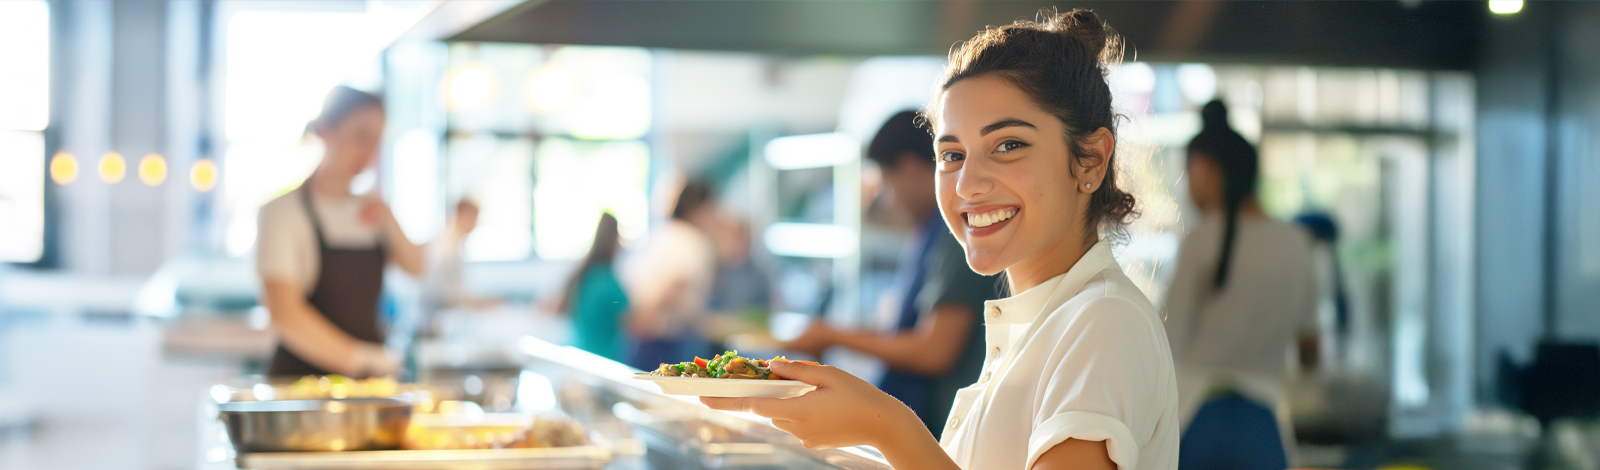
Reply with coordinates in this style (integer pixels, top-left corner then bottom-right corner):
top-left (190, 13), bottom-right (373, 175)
top-left (621, 180), bottom-right (720, 370)
top-left (1162, 100), bottom-right (1319, 469)
top-left (706, 10), bottom-right (1180, 469)
top-left (256, 85), bottom-right (425, 379)
top-left (556, 213), bottom-right (630, 362)
top-left (422, 198), bottom-right (503, 316)
top-left (785, 110), bottom-right (997, 438)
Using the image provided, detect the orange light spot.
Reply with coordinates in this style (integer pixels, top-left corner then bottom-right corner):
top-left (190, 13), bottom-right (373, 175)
top-left (138, 154), bottom-right (168, 186)
top-left (50, 151), bottom-right (78, 185)
top-left (98, 152), bottom-right (126, 184)
top-left (190, 159), bottom-right (218, 192)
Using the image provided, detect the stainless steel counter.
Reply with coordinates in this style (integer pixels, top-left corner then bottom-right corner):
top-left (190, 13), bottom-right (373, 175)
top-left (199, 336), bottom-right (890, 470)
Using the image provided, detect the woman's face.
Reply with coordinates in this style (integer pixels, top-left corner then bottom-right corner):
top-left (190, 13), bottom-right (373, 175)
top-left (316, 105), bottom-right (386, 179)
top-left (933, 74), bottom-right (1102, 276)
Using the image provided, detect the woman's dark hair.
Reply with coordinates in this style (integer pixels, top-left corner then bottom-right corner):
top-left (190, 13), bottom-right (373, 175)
top-left (927, 8), bottom-right (1138, 241)
top-left (306, 85), bottom-right (384, 136)
top-left (558, 212), bottom-right (622, 313)
top-left (671, 180), bottom-right (714, 220)
top-left (866, 110), bottom-right (935, 170)
top-left (1187, 99), bottom-right (1259, 290)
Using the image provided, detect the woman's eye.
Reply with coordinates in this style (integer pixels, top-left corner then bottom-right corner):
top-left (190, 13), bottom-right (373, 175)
top-left (939, 151), bottom-right (966, 163)
top-left (994, 140), bottom-right (1029, 153)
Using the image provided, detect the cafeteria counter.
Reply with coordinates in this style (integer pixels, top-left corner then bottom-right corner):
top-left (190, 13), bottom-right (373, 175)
top-left (196, 336), bottom-right (891, 470)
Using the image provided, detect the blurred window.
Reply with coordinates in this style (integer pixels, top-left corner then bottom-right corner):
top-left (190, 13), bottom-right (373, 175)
top-left (0, 0), bottom-right (49, 263)
top-left (443, 44), bottom-right (653, 261)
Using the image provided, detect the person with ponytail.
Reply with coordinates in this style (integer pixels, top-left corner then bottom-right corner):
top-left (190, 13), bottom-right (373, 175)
top-left (1161, 100), bottom-right (1320, 467)
top-left (702, 9), bottom-right (1178, 469)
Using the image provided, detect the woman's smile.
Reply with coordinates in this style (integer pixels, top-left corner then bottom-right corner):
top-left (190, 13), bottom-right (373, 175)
top-left (961, 205), bottom-right (1020, 236)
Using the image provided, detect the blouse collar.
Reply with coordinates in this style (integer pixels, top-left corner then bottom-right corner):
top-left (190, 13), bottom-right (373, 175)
top-left (982, 240), bottom-right (1116, 325)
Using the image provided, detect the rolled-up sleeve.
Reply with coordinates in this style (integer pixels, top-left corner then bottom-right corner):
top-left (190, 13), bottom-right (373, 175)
top-left (1026, 297), bottom-right (1168, 470)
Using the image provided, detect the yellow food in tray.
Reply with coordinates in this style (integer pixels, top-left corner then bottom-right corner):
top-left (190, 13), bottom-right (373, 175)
top-left (402, 414), bottom-right (589, 450)
top-left (283, 375), bottom-right (401, 400)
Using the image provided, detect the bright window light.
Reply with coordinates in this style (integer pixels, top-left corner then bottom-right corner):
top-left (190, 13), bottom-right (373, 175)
top-left (1176, 63), bottom-right (1217, 105)
top-left (457, 137), bottom-right (536, 262)
top-left (763, 223), bottom-right (857, 258)
top-left (532, 138), bottom-right (650, 259)
top-left (526, 67), bottom-right (575, 112)
top-left (764, 133), bottom-right (860, 170)
top-left (0, 1), bottom-right (48, 132)
top-left (0, 130), bottom-right (45, 262)
top-left (449, 66), bottom-right (493, 109)
top-left (569, 74), bottom-right (651, 140)
top-left (1489, 0), bottom-right (1522, 14)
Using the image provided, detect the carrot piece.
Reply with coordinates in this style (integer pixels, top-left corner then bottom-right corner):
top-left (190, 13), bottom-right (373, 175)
top-left (694, 357), bottom-right (708, 368)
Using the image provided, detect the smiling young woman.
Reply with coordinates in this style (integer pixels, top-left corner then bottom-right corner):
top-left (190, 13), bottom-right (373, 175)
top-left (702, 9), bottom-right (1178, 470)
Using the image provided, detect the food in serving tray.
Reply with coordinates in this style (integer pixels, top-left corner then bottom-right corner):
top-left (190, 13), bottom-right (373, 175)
top-left (283, 374), bottom-right (401, 400)
top-left (403, 415), bottom-right (590, 450)
top-left (648, 350), bottom-right (819, 380)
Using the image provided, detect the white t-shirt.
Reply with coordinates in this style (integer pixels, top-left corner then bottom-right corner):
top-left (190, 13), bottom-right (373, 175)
top-left (620, 220), bottom-right (716, 338)
top-left (1161, 215), bottom-right (1317, 423)
top-left (940, 241), bottom-right (1179, 470)
top-left (255, 190), bottom-right (384, 294)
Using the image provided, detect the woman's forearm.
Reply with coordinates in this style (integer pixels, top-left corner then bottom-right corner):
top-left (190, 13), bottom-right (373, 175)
top-left (874, 411), bottom-right (962, 470)
top-left (383, 220), bottom-right (425, 276)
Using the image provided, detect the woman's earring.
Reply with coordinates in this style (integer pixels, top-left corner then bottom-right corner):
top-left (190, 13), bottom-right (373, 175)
top-left (1085, 183), bottom-right (1092, 189)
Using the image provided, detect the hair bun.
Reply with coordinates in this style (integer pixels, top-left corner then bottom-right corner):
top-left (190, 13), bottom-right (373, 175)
top-left (1041, 9), bottom-right (1123, 73)
top-left (1200, 99), bottom-right (1229, 131)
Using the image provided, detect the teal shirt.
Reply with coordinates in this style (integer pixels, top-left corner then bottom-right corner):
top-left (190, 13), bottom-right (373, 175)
top-left (571, 264), bottom-right (630, 362)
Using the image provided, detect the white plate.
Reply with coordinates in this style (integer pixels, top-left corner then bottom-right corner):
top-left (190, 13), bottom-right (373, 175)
top-left (631, 373), bottom-right (816, 398)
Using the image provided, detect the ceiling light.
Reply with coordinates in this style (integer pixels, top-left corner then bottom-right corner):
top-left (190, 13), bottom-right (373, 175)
top-left (1489, 0), bottom-right (1522, 14)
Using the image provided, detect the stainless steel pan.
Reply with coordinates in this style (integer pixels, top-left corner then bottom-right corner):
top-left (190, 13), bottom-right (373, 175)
top-left (219, 398), bottom-right (412, 452)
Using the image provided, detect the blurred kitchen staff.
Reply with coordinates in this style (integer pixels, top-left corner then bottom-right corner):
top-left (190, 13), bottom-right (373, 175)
top-left (256, 85), bottom-right (425, 378)
top-left (422, 198), bottom-right (503, 314)
top-left (620, 180), bottom-right (719, 370)
top-left (785, 110), bottom-right (997, 438)
top-left (1162, 100), bottom-right (1318, 463)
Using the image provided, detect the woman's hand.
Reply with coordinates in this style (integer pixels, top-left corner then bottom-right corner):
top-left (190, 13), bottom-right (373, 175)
top-left (701, 360), bottom-right (920, 450)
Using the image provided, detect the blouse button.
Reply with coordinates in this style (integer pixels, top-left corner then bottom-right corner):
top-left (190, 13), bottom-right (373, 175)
top-left (948, 416), bottom-right (961, 430)
top-left (987, 306), bottom-right (1002, 318)
top-left (990, 347), bottom-right (1002, 360)
top-left (981, 371), bottom-right (992, 382)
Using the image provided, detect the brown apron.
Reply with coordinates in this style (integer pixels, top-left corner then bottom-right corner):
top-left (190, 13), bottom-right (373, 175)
top-left (267, 188), bottom-right (388, 378)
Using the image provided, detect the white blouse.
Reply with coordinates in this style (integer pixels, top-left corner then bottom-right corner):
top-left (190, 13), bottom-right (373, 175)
top-left (939, 241), bottom-right (1179, 470)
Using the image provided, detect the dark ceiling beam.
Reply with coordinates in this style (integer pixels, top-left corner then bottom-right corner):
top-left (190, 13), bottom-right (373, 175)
top-left (446, 0), bottom-right (1483, 70)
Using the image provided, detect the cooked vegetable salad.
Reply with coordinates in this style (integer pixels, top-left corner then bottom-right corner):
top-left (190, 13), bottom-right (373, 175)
top-left (649, 350), bottom-right (817, 380)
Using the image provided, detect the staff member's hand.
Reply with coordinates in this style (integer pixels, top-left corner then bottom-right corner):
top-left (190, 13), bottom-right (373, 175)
top-left (700, 360), bottom-right (925, 450)
top-left (352, 343), bottom-right (401, 378)
top-left (358, 195), bottom-right (397, 228)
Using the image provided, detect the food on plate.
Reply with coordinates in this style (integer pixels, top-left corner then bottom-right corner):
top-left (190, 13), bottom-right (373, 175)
top-left (403, 415), bottom-right (590, 450)
top-left (648, 351), bottom-right (819, 380)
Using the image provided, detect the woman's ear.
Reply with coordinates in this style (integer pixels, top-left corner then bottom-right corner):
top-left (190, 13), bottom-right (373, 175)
top-left (1078, 127), bottom-right (1115, 192)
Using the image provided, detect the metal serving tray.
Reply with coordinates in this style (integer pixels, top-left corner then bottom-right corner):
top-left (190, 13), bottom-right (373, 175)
top-left (234, 446), bottom-right (612, 470)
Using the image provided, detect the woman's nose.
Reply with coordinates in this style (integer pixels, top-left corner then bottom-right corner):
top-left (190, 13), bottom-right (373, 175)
top-left (954, 158), bottom-right (994, 200)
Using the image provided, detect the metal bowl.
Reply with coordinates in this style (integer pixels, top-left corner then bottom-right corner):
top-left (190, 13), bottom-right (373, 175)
top-left (219, 398), bottom-right (413, 452)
